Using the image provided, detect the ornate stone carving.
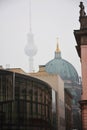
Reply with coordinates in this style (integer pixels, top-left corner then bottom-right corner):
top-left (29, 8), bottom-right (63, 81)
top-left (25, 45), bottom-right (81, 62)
top-left (79, 2), bottom-right (86, 17)
top-left (79, 2), bottom-right (87, 29)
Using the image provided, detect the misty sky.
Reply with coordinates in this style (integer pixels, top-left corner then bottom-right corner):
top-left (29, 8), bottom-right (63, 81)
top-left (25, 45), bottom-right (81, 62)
top-left (0, 0), bottom-right (87, 75)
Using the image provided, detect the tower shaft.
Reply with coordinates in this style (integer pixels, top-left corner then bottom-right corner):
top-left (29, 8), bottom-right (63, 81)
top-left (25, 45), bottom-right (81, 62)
top-left (29, 57), bottom-right (34, 73)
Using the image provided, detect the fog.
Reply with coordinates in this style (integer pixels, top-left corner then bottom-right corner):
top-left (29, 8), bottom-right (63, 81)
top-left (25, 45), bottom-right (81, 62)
top-left (0, 0), bottom-right (87, 75)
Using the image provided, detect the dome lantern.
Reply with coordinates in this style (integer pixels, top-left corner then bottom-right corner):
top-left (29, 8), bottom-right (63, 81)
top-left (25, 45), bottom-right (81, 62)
top-left (55, 38), bottom-right (61, 59)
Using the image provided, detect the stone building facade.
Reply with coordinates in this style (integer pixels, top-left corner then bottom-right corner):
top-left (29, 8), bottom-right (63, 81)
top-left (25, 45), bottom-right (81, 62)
top-left (74, 2), bottom-right (87, 130)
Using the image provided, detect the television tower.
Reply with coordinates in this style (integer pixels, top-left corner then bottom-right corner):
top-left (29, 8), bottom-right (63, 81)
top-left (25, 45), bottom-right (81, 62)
top-left (24, 0), bottom-right (37, 73)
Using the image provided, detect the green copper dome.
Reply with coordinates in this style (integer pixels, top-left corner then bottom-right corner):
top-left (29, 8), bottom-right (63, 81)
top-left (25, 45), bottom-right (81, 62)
top-left (45, 43), bottom-right (79, 83)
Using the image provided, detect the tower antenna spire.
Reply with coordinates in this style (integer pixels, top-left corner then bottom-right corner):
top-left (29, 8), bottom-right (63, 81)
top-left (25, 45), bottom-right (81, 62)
top-left (29, 0), bottom-right (32, 32)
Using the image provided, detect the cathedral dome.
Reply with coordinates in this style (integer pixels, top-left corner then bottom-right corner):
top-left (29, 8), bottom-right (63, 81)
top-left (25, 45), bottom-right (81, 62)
top-left (45, 42), bottom-right (79, 83)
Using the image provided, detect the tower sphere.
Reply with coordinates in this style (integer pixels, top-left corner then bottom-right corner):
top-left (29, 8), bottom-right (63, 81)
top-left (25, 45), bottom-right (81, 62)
top-left (24, 32), bottom-right (37, 57)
